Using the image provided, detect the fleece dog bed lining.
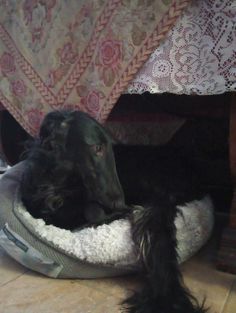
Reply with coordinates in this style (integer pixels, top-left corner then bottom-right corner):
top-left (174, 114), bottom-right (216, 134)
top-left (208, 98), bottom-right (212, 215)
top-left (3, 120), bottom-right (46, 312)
top-left (0, 162), bottom-right (214, 278)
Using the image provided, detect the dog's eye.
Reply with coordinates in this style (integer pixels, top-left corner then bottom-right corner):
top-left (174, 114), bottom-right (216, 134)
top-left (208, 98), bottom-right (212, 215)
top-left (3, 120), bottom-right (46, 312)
top-left (91, 144), bottom-right (105, 157)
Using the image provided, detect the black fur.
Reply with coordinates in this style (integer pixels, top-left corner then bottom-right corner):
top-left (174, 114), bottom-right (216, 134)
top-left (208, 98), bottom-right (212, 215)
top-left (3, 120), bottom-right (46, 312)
top-left (113, 145), bottom-right (207, 313)
top-left (122, 199), bottom-right (207, 313)
top-left (20, 110), bottom-right (207, 313)
top-left (20, 110), bottom-right (128, 229)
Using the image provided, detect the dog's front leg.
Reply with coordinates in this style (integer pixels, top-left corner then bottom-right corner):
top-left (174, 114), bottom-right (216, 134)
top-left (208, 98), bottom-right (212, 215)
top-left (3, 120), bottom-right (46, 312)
top-left (84, 202), bottom-right (131, 226)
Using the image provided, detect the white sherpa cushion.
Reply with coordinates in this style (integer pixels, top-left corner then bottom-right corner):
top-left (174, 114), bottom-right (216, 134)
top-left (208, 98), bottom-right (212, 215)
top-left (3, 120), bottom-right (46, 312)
top-left (17, 196), bottom-right (214, 267)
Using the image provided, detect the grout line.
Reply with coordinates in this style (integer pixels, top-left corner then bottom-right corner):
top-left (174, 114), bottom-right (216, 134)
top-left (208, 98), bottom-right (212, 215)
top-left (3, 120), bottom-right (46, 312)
top-left (0, 270), bottom-right (29, 288)
top-left (75, 279), bottom-right (121, 298)
top-left (220, 279), bottom-right (235, 313)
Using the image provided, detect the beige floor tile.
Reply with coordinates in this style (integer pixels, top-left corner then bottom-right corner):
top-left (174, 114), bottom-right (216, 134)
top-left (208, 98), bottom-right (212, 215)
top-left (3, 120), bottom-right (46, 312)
top-left (0, 214), bottom-right (235, 313)
top-left (181, 257), bottom-right (235, 313)
top-left (223, 280), bottom-right (236, 313)
top-left (77, 274), bottom-right (142, 299)
top-left (0, 247), bottom-right (27, 286)
top-left (0, 271), bottom-right (121, 313)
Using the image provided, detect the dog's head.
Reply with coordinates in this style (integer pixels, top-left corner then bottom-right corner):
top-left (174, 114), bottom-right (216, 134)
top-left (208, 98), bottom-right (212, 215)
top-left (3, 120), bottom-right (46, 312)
top-left (39, 110), bottom-right (126, 214)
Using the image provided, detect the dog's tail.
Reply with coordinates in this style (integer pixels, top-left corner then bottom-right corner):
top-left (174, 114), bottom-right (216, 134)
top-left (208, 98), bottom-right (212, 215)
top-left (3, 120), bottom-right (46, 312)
top-left (123, 198), bottom-right (207, 313)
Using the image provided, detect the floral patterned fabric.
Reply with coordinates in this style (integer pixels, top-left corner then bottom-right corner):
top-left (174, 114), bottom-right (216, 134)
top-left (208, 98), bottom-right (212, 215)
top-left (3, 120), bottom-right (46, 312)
top-left (128, 0), bottom-right (236, 95)
top-left (0, 0), bottom-right (190, 136)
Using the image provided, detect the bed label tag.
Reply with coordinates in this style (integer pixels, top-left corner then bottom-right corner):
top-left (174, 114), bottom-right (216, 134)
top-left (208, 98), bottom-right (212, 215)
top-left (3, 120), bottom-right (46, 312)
top-left (0, 223), bottom-right (63, 278)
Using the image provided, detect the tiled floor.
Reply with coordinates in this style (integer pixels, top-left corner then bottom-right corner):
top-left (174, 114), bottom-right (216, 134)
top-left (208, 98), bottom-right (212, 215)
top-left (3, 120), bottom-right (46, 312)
top-left (0, 224), bottom-right (236, 313)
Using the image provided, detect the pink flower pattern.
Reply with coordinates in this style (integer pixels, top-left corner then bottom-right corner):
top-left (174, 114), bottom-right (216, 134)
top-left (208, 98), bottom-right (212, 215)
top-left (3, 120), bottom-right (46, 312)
top-left (58, 42), bottom-right (78, 65)
top-left (99, 39), bottom-right (123, 68)
top-left (0, 52), bottom-right (16, 76)
top-left (11, 80), bottom-right (27, 97)
top-left (97, 38), bottom-right (123, 86)
top-left (80, 90), bottom-right (105, 118)
top-left (26, 109), bottom-right (44, 132)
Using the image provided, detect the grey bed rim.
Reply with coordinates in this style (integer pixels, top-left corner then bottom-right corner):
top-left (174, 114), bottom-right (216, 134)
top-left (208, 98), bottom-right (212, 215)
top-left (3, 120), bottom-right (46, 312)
top-left (0, 162), bottom-right (136, 278)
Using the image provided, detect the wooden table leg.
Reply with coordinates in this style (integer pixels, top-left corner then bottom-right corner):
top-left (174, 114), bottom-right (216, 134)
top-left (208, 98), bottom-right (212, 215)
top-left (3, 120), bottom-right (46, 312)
top-left (217, 94), bottom-right (236, 274)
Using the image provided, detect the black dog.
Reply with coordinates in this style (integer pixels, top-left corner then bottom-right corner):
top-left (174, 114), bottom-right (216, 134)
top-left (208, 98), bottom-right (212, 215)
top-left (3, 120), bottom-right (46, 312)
top-left (20, 110), bottom-right (128, 229)
top-left (20, 110), bottom-right (207, 313)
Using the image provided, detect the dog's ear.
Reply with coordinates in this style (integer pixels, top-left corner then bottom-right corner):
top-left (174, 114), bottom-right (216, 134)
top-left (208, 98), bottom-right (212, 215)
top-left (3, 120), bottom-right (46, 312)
top-left (91, 125), bottom-right (117, 146)
top-left (39, 111), bottom-right (73, 151)
top-left (103, 127), bottom-right (118, 145)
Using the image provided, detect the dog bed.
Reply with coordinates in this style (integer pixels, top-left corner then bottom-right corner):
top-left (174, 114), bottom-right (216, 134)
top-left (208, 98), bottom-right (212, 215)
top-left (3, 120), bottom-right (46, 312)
top-left (0, 162), bottom-right (214, 279)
